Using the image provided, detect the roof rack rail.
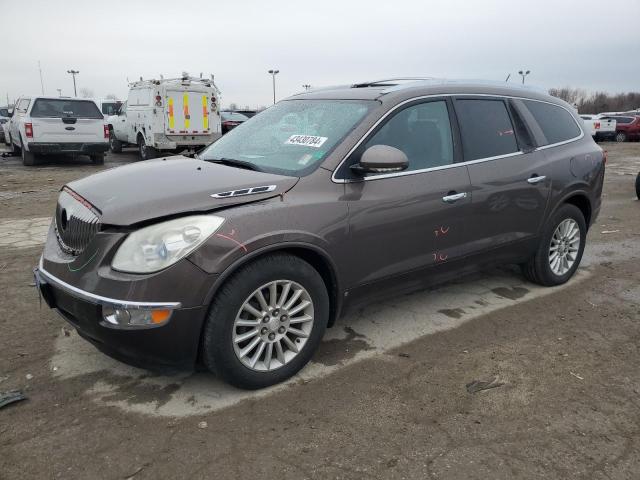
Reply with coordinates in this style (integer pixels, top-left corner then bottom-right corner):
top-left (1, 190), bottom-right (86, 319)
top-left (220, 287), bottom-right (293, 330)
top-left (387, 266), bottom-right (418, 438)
top-left (351, 77), bottom-right (435, 88)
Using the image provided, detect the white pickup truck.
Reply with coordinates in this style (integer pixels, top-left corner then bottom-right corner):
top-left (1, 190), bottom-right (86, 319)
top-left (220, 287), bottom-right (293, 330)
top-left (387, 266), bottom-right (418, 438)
top-left (580, 115), bottom-right (616, 142)
top-left (7, 96), bottom-right (109, 165)
top-left (107, 75), bottom-right (222, 160)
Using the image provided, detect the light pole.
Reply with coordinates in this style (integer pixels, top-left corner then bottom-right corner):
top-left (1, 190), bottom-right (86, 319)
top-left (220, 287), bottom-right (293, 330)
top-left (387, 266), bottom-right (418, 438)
top-left (56, 88), bottom-right (62, 97)
top-left (268, 69), bottom-right (279, 105)
top-left (67, 69), bottom-right (79, 96)
top-left (302, 84), bottom-right (311, 91)
top-left (518, 70), bottom-right (530, 85)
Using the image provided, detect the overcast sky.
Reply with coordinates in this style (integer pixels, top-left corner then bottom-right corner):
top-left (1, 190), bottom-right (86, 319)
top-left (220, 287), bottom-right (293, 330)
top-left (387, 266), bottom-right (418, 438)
top-left (3, 0), bottom-right (639, 107)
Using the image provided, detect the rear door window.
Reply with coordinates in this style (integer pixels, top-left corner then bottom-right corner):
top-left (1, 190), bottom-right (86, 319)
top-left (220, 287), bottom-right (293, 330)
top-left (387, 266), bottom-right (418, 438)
top-left (17, 99), bottom-right (30, 112)
top-left (455, 99), bottom-right (519, 161)
top-left (522, 100), bottom-right (581, 145)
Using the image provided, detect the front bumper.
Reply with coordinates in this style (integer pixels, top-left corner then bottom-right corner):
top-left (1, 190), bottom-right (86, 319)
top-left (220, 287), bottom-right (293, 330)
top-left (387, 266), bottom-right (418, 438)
top-left (34, 261), bottom-right (208, 369)
top-left (28, 142), bottom-right (109, 155)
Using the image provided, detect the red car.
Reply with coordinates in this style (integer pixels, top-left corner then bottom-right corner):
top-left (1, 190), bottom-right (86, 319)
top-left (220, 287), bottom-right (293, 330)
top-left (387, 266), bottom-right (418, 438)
top-left (601, 115), bottom-right (640, 142)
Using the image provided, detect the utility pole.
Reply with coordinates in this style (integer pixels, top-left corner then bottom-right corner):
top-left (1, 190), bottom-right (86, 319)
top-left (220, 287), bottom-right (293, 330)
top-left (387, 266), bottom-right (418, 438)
top-left (518, 69), bottom-right (530, 84)
top-left (268, 69), bottom-right (279, 105)
top-left (38, 61), bottom-right (45, 95)
top-left (67, 69), bottom-right (79, 96)
top-left (302, 84), bottom-right (311, 91)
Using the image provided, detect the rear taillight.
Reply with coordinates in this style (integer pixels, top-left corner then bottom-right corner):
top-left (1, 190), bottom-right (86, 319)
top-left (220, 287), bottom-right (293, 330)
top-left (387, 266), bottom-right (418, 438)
top-left (155, 95), bottom-right (162, 107)
top-left (25, 123), bottom-right (33, 138)
top-left (594, 122), bottom-right (600, 130)
top-left (104, 125), bottom-right (109, 139)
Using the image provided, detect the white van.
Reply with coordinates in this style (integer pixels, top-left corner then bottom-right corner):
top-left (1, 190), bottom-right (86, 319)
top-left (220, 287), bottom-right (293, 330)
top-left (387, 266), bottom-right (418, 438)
top-left (107, 75), bottom-right (222, 160)
top-left (7, 96), bottom-right (108, 165)
top-left (94, 98), bottom-right (123, 118)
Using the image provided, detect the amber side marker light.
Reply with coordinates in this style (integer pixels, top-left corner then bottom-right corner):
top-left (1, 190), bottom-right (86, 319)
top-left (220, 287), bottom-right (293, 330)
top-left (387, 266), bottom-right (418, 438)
top-left (101, 307), bottom-right (173, 329)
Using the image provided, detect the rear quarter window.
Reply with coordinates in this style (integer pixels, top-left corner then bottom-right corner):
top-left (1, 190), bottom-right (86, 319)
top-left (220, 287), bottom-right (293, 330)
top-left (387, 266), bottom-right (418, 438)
top-left (30, 99), bottom-right (103, 119)
top-left (455, 99), bottom-right (519, 161)
top-left (522, 100), bottom-right (581, 145)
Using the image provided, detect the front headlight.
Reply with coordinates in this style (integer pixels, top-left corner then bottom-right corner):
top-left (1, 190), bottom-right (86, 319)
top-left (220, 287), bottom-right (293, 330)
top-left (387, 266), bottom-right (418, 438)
top-left (112, 215), bottom-right (225, 273)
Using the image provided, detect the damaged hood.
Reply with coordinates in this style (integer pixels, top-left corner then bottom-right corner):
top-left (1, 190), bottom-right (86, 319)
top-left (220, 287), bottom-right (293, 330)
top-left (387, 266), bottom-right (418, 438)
top-left (66, 156), bottom-right (299, 226)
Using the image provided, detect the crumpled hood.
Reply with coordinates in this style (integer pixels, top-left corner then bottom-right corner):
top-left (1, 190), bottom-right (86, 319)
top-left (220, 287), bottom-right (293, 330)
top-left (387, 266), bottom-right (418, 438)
top-left (66, 156), bottom-right (298, 226)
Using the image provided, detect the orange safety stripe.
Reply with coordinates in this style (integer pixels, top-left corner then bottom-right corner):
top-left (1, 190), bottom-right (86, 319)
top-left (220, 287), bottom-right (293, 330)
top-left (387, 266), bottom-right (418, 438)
top-left (202, 95), bottom-right (209, 131)
top-left (168, 97), bottom-right (175, 130)
top-left (183, 94), bottom-right (190, 129)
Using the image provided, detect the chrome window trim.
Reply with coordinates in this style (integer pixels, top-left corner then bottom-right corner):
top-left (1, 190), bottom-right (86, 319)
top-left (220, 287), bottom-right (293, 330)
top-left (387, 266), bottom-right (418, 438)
top-left (36, 257), bottom-right (182, 310)
top-left (331, 93), bottom-right (584, 184)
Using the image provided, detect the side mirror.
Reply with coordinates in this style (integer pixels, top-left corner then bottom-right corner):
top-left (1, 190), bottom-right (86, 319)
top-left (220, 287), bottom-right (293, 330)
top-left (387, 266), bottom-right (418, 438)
top-left (351, 145), bottom-right (409, 174)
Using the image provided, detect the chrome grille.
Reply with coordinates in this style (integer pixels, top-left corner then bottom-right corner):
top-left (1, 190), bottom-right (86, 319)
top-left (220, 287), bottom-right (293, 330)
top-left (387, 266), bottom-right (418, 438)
top-left (54, 189), bottom-right (101, 255)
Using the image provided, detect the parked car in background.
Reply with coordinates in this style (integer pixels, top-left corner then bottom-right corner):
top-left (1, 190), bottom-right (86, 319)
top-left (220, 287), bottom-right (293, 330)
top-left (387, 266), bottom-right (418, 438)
top-left (34, 80), bottom-right (604, 389)
top-left (234, 109), bottom-right (258, 118)
top-left (600, 115), bottom-right (640, 142)
top-left (107, 75), bottom-right (222, 160)
top-left (221, 110), bottom-right (249, 134)
top-left (94, 98), bottom-right (123, 118)
top-left (0, 106), bottom-right (10, 144)
top-left (7, 96), bottom-right (108, 165)
top-left (580, 114), bottom-right (616, 141)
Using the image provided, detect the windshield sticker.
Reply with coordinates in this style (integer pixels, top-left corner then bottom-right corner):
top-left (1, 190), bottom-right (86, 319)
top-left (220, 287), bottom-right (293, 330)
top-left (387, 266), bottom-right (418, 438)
top-left (285, 135), bottom-right (328, 148)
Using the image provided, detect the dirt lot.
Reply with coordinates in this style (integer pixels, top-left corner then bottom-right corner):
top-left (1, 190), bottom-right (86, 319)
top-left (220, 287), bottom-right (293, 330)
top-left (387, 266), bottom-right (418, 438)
top-left (1, 144), bottom-right (639, 479)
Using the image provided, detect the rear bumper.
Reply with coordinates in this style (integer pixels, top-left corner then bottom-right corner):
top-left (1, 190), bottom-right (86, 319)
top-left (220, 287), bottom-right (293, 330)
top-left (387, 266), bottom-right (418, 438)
top-left (155, 133), bottom-right (220, 150)
top-left (27, 142), bottom-right (109, 154)
top-left (34, 263), bottom-right (207, 369)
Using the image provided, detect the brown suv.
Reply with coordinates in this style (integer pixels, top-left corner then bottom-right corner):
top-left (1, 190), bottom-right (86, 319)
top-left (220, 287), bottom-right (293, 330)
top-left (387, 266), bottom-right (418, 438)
top-left (34, 80), bottom-right (605, 389)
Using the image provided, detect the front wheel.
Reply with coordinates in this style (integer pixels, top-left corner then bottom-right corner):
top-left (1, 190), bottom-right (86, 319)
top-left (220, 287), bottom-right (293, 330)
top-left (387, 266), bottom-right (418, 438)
top-left (202, 253), bottom-right (329, 389)
top-left (109, 130), bottom-right (122, 153)
top-left (138, 136), bottom-right (156, 160)
top-left (522, 204), bottom-right (586, 286)
top-left (615, 132), bottom-right (627, 143)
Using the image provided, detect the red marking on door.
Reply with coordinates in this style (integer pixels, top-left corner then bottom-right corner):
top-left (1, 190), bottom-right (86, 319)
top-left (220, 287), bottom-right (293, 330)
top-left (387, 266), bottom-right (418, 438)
top-left (215, 233), bottom-right (248, 253)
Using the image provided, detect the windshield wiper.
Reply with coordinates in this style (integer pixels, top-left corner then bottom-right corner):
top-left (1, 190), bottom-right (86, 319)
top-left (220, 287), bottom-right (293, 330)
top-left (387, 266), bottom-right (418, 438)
top-left (208, 157), bottom-right (262, 172)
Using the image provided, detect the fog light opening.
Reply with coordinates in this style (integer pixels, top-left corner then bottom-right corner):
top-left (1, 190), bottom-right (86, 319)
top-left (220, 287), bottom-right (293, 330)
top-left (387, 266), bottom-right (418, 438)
top-left (102, 306), bottom-right (172, 329)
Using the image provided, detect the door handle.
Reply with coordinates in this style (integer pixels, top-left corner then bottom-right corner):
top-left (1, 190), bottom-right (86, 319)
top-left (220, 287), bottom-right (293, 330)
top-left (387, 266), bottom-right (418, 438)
top-left (527, 175), bottom-right (546, 184)
top-left (442, 192), bottom-right (467, 204)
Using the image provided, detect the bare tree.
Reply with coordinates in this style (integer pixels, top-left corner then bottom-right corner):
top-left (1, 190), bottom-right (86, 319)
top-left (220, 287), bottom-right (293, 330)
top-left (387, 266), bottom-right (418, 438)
top-left (105, 93), bottom-right (118, 100)
top-left (228, 102), bottom-right (238, 110)
top-left (79, 87), bottom-right (95, 99)
top-left (549, 87), bottom-right (640, 114)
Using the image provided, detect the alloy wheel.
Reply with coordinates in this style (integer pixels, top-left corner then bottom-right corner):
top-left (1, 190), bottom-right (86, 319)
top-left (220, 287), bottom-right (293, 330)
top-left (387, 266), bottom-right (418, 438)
top-left (548, 218), bottom-right (581, 276)
top-left (232, 280), bottom-right (314, 372)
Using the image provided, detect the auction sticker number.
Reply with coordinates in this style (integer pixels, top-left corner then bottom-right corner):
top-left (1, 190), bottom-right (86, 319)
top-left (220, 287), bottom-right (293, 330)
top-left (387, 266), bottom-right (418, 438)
top-left (285, 135), bottom-right (328, 148)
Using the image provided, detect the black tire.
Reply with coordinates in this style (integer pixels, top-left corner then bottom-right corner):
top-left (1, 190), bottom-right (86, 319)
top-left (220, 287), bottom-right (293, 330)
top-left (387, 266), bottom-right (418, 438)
top-left (90, 153), bottom-right (105, 165)
top-left (202, 253), bottom-right (329, 389)
top-left (109, 130), bottom-right (122, 153)
top-left (138, 136), bottom-right (156, 160)
top-left (615, 131), bottom-right (627, 143)
top-left (522, 204), bottom-right (586, 287)
top-left (635, 173), bottom-right (640, 200)
top-left (20, 139), bottom-right (36, 166)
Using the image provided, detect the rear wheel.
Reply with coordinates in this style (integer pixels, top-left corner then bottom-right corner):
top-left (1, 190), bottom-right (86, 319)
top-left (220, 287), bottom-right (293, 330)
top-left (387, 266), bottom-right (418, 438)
top-left (615, 131), bottom-right (627, 143)
top-left (635, 173), bottom-right (640, 200)
top-left (109, 130), bottom-right (122, 153)
top-left (20, 139), bottom-right (36, 166)
top-left (522, 204), bottom-right (586, 286)
top-left (138, 136), bottom-right (156, 160)
top-left (202, 253), bottom-right (329, 389)
top-left (90, 153), bottom-right (105, 165)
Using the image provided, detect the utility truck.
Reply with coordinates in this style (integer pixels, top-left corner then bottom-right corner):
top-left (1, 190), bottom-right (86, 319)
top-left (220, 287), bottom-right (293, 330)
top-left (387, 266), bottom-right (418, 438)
top-left (107, 74), bottom-right (222, 160)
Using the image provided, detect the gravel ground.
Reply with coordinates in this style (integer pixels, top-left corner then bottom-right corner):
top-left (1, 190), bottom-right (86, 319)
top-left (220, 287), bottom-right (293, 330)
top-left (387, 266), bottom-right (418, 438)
top-left (0, 143), bottom-right (639, 479)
